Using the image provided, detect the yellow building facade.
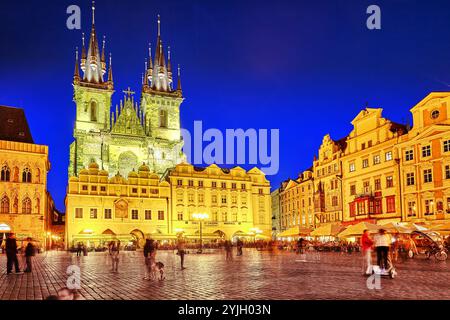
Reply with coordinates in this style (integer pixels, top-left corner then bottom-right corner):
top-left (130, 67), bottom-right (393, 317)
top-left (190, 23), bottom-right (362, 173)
top-left (397, 92), bottom-right (450, 224)
top-left (340, 108), bottom-right (406, 224)
top-left (65, 162), bottom-right (171, 248)
top-left (313, 134), bottom-right (345, 225)
top-left (65, 162), bottom-right (272, 248)
top-left (279, 170), bottom-right (314, 231)
top-left (167, 163), bottom-right (272, 241)
top-left (0, 106), bottom-right (51, 247)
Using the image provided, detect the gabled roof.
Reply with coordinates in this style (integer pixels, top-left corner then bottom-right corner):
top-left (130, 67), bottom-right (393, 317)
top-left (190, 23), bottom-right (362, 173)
top-left (410, 92), bottom-right (450, 112)
top-left (0, 106), bottom-right (34, 143)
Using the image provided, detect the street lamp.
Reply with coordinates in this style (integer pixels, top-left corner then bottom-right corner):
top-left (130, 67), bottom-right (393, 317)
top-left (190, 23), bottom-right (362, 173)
top-left (192, 213), bottom-right (209, 253)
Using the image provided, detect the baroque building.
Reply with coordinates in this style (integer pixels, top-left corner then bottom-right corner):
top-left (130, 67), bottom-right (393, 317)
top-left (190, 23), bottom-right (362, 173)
top-left (69, 3), bottom-right (184, 179)
top-left (279, 169), bottom-right (314, 231)
top-left (0, 105), bottom-right (51, 247)
top-left (275, 92), bottom-right (450, 233)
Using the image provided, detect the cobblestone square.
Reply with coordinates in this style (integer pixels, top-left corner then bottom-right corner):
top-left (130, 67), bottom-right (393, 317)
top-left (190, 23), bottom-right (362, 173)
top-left (0, 249), bottom-right (449, 300)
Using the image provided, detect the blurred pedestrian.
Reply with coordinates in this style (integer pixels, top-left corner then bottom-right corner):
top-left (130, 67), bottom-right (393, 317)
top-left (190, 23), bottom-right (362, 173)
top-left (176, 238), bottom-right (186, 270)
top-left (374, 229), bottom-right (391, 270)
top-left (361, 229), bottom-right (373, 275)
top-left (224, 240), bottom-right (233, 260)
top-left (24, 237), bottom-right (35, 273)
top-left (143, 239), bottom-right (156, 280)
top-left (6, 233), bottom-right (22, 275)
top-left (108, 240), bottom-right (120, 272)
top-left (236, 238), bottom-right (243, 256)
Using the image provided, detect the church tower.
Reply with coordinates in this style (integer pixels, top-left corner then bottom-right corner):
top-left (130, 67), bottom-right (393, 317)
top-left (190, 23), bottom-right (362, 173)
top-left (141, 16), bottom-right (184, 143)
top-left (69, 1), bottom-right (114, 176)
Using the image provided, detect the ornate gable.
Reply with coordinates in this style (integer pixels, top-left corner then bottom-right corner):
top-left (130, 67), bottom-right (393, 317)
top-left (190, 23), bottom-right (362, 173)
top-left (111, 94), bottom-right (145, 136)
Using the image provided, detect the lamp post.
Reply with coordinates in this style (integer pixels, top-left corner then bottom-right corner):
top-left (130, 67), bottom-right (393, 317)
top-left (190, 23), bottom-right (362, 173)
top-left (192, 213), bottom-right (208, 253)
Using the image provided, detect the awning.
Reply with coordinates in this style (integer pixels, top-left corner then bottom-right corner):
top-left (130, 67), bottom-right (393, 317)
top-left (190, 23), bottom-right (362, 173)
top-left (278, 226), bottom-right (311, 238)
top-left (310, 223), bottom-right (345, 237)
top-left (337, 222), bottom-right (379, 238)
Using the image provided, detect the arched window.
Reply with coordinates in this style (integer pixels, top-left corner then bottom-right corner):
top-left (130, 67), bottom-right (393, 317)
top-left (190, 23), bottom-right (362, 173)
top-left (22, 197), bottom-right (32, 214)
top-left (1, 196), bottom-right (9, 214)
top-left (13, 167), bottom-right (19, 182)
top-left (90, 101), bottom-right (97, 122)
top-left (35, 168), bottom-right (41, 183)
top-left (1, 165), bottom-right (10, 182)
top-left (22, 167), bottom-right (32, 183)
top-left (159, 109), bottom-right (168, 128)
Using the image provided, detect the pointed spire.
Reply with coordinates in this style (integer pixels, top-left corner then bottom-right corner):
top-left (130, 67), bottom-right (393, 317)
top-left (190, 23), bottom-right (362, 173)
top-left (157, 14), bottom-right (161, 36)
top-left (81, 32), bottom-right (87, 59)
top-left (83, 0), bottom-right (103, 83)
top-left (101, 35), bottom-right (106, 62)
top-left (177, 64), bottom-right (182, 92)
top-left (167, 46), bottom-right (172, 73)
top-left (107, 53), bottom-right (113, 83)
top-left (148, 43), bottom-right (153, 69)
top-left (74, 47), bottom-right (80, 81)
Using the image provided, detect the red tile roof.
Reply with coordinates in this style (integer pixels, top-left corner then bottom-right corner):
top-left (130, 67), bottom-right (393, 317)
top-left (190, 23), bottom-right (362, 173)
top-left (0, 105), bottom-right (34, 143)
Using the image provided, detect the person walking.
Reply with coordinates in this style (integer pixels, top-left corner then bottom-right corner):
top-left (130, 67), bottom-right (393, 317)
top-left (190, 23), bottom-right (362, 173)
top-left (24, 238), bottom-right (35, 273)
top-left (361, 229), bottom-right (374, 275)
top-left (236, 238), bottom-right (243, 256)
top-left (6, 233), bottom-right (22, 275)
top-left (108, 240), bottom-right (120, 273)
top-left (176, 238), bottom-right (186, 270)
top-left (224, 240), bottom-right (233, 260)
top-left (374, 229), bottom-right (391, 271)
top-left (143, 239), bottom-right (155, 280)
top-left (76, 243), bottom-right (82, 257)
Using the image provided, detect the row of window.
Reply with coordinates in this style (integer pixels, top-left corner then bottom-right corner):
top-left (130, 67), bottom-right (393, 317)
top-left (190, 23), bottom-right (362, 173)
top-left (349, 196), bottom-right (396, 216)
top-left (75, 208), bottom-right (164, 220)
top-left (178, 193), bottom-right (249, 205)
top-left (316, 163), bottom-right (339, 177)
top-left (177, 179), bottom-right (249, 191)
top-left (404, 140), bottom-right (450, 161)
top-left (349, 152), bottom-right (393, 172)
top-left (406, 199), bottom-right (450, 216)
top-left (405, 165), bottom-right (450, 186)
top-left (349, 176), bottom-right (394, 195)
top-left (1, 165), bottom-right (34, 183)
top-left (80, 185), bottom-right (159, 194)
top-left (0, 196), bottom-right (37, 214)
top-left (280, 184), bottom-right (313, 199)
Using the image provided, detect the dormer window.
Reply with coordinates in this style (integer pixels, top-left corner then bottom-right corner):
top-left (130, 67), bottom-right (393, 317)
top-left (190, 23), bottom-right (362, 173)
top-left (431, 109), bottom-right (440, 119)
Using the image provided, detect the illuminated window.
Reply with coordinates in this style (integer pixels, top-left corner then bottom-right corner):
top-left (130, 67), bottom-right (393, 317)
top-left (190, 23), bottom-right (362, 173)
top-left (22, 167), bottom-right (32, 183)
top-left (405, 150), bottom-right (414, 161)
top-left (386, 176), bottom-right (394, 188)
top-left (75, 208), bottom-right (83, 218)
top-left (406, 173), bottom-right (415, 186)
top-left (22, 197), bottom-right (32, 214)
top-left (1, 196), bottom-right (9, 214)
top-left (385, 151), bottom-right (393, 161)
top-left (159, 109), bottom-right (168, 127)
top-left (422, 145), bottom-right (431, 158)
top-left (424, 169), bottom-right (433, 183)
top-left (1, 165), bottom-right (10, 182)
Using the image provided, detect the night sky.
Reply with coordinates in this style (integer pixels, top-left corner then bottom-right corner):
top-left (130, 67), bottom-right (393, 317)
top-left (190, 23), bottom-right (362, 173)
top-left (1, 0), bottom-right (450, 211)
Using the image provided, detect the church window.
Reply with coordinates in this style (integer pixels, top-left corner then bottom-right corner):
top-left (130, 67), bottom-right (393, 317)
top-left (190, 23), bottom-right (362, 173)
top-left (22, 167), bottom-right (32, 183)
top-left (104, 209), bottom-right (112, 219)
top-left (90, 101), bottom-right (97, 122)
top-left (75, 208), bottom-right (83, 218)
top-left (90, 208), bottom-right (97, 219)
top-left (22, 197), bottom-right (32, 214)
top-left (1, 165), bottom-right (10, 182)
top-left (431, 110), bottom-right (440, 119)
top-left (159, 109), bottom-right (168, 128)
top-left (1, 196), bottom-right (9, 213)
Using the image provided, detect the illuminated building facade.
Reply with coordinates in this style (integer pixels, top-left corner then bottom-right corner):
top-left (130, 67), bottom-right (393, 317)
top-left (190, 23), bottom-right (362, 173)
top-left (0, 106), bottom-right (51, 246)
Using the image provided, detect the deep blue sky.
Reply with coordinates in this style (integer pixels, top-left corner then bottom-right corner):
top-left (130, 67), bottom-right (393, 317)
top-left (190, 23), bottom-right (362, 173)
top-left (1, 0), bottom-right (450, 211)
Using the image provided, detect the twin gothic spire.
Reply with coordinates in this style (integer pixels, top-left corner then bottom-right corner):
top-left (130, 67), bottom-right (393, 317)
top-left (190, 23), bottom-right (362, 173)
top-left (73, 1), bottom-right (182, 95)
